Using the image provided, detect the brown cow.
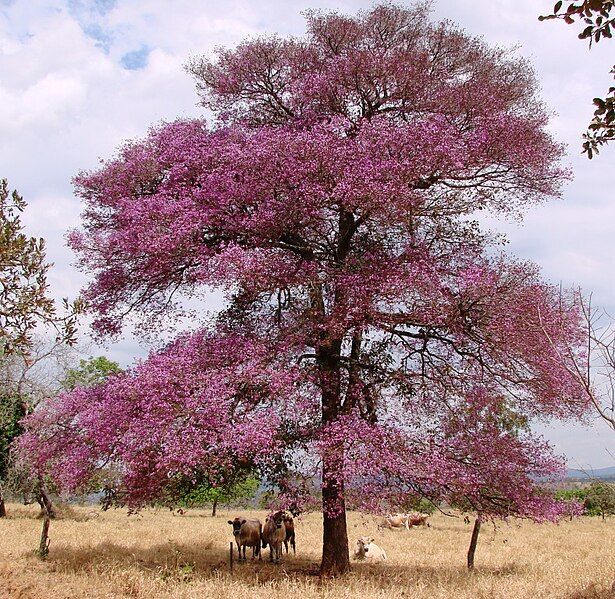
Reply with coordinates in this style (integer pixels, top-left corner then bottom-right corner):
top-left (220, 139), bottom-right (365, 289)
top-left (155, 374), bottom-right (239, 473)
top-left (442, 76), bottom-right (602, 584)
top-left (407, 512), bottom-right (430, 527)
top-left (262, 510), bottom-right (286, 563)
top-left (282, 512), bottom-right (296, 554)
top-left (228, 517), bottom-right (262, 561)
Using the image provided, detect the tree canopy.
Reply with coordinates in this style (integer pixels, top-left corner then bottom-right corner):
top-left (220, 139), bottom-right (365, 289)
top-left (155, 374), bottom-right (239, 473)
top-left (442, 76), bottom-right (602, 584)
top-left (19, 3), bottom-right (589, 574)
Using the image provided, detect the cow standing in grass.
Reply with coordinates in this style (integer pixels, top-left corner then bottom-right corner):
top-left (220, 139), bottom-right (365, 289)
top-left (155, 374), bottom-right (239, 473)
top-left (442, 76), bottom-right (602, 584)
top-left (228, 517), bottom-right (262, 561)
top-left (282, 512), bottom-right (296, 555)
top-left (262, 511), bottom-right (286, 563)
top-left (377, 513), bottom-right (409, 531)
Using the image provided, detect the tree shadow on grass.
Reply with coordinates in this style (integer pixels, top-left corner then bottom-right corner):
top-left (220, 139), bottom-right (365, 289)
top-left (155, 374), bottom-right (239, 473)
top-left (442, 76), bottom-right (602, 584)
top-left (48, 539), bottom-right (528, 590)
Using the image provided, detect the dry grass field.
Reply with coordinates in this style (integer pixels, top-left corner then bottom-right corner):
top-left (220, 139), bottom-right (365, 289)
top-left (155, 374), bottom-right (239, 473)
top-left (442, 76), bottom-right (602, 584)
top-left (0, 503), bottom-right (613, 599)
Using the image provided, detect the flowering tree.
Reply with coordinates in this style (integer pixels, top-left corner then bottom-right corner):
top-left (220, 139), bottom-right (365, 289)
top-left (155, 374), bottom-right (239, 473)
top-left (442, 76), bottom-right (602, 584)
top-left (19, 4), bottom-right (589, 574)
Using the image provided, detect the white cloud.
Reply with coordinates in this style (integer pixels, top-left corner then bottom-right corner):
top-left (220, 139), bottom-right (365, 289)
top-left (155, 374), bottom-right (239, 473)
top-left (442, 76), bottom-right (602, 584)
top-left (1, 0), bottom-right (614, 467)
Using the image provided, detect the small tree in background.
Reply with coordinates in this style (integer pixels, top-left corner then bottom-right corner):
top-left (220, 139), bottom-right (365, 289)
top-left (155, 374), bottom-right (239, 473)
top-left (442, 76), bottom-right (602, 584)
top-left (419, 390), bottom-right (571, 570)
top-left (0, 337), bottom-right (80, 518)
top-left (584, 482), bottom-right (615, 519)
top-left (399, 494), bottom-right (437, 516)
top-left (0, 348), bottom-right (118, 557)
top-left (61, 356), bottom-right (122, 391)
top-left (0, 393), bottom-right (25, 517)
top-left (176, 471), bottom-right (259, 516)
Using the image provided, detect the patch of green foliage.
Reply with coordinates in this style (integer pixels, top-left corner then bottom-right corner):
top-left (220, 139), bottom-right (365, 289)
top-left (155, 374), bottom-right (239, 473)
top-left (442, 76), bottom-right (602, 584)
top-left (176, 472), bottom-right (259, 510)
top-left (556, 483), bottom-right (615, 518)
top-left (399, 494), bottom-right (438, 515)
top-left (0, 393), bottom-right (25, 480)
top-left (61, 356), bottom-right (122, 390)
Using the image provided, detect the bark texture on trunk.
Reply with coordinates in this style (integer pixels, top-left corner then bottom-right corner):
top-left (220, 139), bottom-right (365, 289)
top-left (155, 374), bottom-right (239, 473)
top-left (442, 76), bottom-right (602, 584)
top-left (37, 490), bottom-right (53, 558)
top-left (37, 488), bottom-right (56, 519)
top-left (467, 515), bottom-right (481, 570)
top-left (320, 483), bottom-right (350, 575)
top-left (314, 212), bottom-right (358, 576)
top-left (318, 337), bottom-right (351, 576)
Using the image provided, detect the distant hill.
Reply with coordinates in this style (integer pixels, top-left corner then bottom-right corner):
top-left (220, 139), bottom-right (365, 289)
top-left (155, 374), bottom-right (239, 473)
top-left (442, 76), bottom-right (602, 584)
top-left (566, 466), bottom-right (615, 480)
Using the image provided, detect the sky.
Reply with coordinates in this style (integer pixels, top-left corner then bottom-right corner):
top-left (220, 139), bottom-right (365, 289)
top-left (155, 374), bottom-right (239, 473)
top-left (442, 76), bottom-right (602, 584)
top-left (1, 0), bottom-right (614, 468)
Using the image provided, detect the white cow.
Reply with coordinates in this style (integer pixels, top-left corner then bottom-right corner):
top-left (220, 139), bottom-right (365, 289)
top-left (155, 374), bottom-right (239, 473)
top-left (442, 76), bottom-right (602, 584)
top-left (353, 537), bottom-right (388, 563)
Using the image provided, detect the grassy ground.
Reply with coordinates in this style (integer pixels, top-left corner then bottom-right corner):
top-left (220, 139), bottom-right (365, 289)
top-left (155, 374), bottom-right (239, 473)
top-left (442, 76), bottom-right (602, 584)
top-left (0, 503), bottom-right (614, 598)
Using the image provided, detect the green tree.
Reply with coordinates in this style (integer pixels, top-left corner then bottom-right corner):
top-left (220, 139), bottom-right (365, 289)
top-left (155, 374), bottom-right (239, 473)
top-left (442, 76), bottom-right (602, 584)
top-left (61, 356), bottom-right (122, 391)
top-left (584, 482), bottom-right (615, 519)
top-left (176, 471), bottom-right (259, 517)
top-left (0, 179), bottom-right (80, 355)
top-left (0, 393), bottom-right (25, 517)
top-left (540, 1), bottom-right (615, 157)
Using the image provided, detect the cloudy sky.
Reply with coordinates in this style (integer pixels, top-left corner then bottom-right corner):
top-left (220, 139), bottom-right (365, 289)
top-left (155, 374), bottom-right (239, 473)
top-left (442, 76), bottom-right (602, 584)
top-left (1, 0), bottom-right (614, 468)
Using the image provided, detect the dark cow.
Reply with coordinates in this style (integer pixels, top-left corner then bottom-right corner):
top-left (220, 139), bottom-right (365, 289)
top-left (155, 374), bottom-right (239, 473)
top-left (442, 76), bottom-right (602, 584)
top-left (282, 512), bottom-right (296, 554)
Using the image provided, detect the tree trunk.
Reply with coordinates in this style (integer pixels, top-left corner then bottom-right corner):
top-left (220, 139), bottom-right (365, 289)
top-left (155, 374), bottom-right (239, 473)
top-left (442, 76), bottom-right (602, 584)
top-left (320, 456), bottom-right (350, 576)
top-left (37, 491), bottom-right (52, 558)
top-left (0, 488), bottom-right (6, 518)
top-left (212, 497), bottom-right (218, 517)
top-left (318, 338), bottom-right (351, 576)
top-left (36, 488), bottom-right (56, 519)
top-left (467, 515), bottom-right (481, 570)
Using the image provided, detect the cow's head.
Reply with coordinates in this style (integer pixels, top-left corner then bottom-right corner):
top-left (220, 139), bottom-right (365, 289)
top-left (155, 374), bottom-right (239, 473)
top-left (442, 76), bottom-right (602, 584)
top-left (270, 510), bottom-right (285, 529)
top-left (356, 536), bottom-right (374, 554)
top-left (227, 517), bottom-right (246, 536)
